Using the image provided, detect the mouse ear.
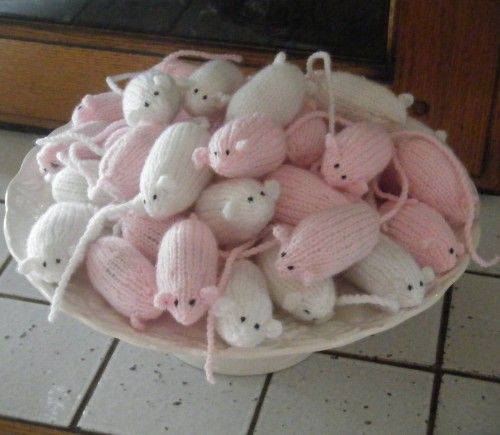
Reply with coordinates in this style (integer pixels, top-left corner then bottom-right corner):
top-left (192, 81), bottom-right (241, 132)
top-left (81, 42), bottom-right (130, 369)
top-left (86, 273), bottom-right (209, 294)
top-left (264, 180), bottom-right (280, 201)
top-left (192, 147), bottom-right (210, 169)
top-left (153, 74), bottom-right (173, 88)
top-left (18, 257), bottom-right (42, 275)
top-left (222, 200), bottom-right (238, 221)
top-left (235, 139), bottom-right (248, 152)
top-left (200, 285), bottom-right (219, 305)
top-left (398, 93), bottom-right (414, 109)
top-left (421, 267), bottom-right (435, 284)
top-left (153, 292), bottom-right (174, 310)
top-left (282, 292), bottom-right (302, 311)
top-left (272, 225), bottom-right (291, 245)
top-left (435, 130), bottom-right (448, 142)
top-left (264, 319), bottom-right (283, 339)
top-left (211, 297), bottom-right (235, 317)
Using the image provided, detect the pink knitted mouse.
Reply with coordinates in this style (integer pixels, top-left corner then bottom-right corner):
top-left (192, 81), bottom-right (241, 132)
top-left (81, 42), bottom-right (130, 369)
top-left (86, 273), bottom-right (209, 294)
top-left (379, 199), bottom-right (464, 274)
top-left (86, 236), bottom-right (163, 330)
top-left (266, 164), bottom-right (349, 226)
top-left (273, 202), bottom-right (381, 284)
top-left (71, 92), bottom-right (123, 126)
top-left (192, 114), bottom-right (287, 178)
top-left (154, 215), bottom-right (219, 326)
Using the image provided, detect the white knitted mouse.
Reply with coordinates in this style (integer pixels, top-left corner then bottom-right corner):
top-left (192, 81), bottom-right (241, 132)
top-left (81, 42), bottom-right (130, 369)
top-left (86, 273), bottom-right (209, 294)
top-left (212, 259), bottom-right (283, 348)
top-left (51, 166), bottom-right (90, 203)
top-left (137, 120), bottom-right (213, 219)
top-left (257, 245), bottom-right (336, 323)
top-left (184, 59), bottom-right (245, 117)
top-left (342, 235), bottom-right (435, 309)
top-left (225, 52), bottom-right (306, 125)
top-left (18, 202), bottom-right (95, 284)
top-left (194, 178), bottom-right (280, 246)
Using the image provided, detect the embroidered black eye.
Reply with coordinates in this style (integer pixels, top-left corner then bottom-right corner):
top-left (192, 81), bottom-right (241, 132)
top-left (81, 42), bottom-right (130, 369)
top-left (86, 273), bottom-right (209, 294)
top-left (304, 309), bottom-right (310, 315)
top-left (247, 196), bottom-right (254, 202)
top-left (77, 105), bottom-right (83, 110)
top-left (143, 199), bottom-right (146, 204)
top-left (419, 281), bottom-right (424, 287)
top-left (341, 174), bottom-right (347, 180)
top-left (174, 299), bottom-right (179, 307)
top-left (202, 95), bottom-right (208, 100)
top-left (225, 150), bottom-right (230, 156)
top-left (287, 265), bottom-right (295, 270)
top-left (407, 284), bottom-right (413, 291)
top-left (214, 151), bottom-right (218, 156)
top-left (194, 88), bottom-right (199, 94)
top-left (152, 194), bottom-right (157, 200)
top-left (55, 259), bottom-right (61, 264)
top-left (42, 261), bottom-right (47, 268)
top-left (50, 162), bottom-right (59, 168)
top-left (449, 248), bottom-right (455, 254)
top-left (260, 191), bottom-right (265, 196)
top-left (144, 102), bottom-right (150, 107)
top-left (254, 323), bottom-right (260, 330)
top-left (43, 168), bottom-right (48, 172)
top-left (240, 316), bottom-right (246, 323)
top-left (334, 163), bottom-right (340, 169)
top-left (280, 252), bottom-right (286, 258)
top-left (153, 91), bottom-right (159, 96)
top-left (189, 299), bottom-right (196, 306)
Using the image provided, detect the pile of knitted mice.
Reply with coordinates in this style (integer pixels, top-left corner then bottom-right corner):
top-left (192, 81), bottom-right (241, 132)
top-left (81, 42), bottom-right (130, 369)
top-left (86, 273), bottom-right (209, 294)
top-left (19, 49), bottom-right (498, 381)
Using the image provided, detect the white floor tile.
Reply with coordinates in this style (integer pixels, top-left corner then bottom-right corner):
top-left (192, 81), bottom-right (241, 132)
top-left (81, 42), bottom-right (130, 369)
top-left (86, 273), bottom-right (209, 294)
top-left (468, 194), bottom-right (500, 276)
top-left (0, 204), bottom-right (9, 265)
top-left (0, 260), bottom-right (45, 300)
top-left (0, 129), bottom-right (38, 199)
top-left (254, 354), bottom-right (433, 435)
top-left (338, 300), bottom-right (443, 366)
top-left (435, 375), bottom-right (500, 435)
top-left (444, 274), bottom-right (500, 377)
top-left (79, 343), bottom-right (265, 435)
top-left (0, 298), bottom-right (113, 425)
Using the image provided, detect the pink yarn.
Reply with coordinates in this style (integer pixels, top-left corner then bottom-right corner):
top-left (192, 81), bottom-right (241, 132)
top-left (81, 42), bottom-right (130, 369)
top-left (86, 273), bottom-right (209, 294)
top-left (380, 199), bottom-right (464, 274)
top-left (392, 130), bottom-right (498, 268)
top-left (71, 92), bottom-right (123, 126)
top-left (120, 211), bottom-right (179, 263)
top-left (192, 114), bottom-right (287, 178)
top-left (266, 164), bottom-right (349, 226)
top-left (273, 202), bottom-right (380, 284)
top-left (155, 215), bottom-right (219, 326)
top-left (86, 236), bottom-right (163, 330)
top-left (321, 122), bottom-right (393, 196)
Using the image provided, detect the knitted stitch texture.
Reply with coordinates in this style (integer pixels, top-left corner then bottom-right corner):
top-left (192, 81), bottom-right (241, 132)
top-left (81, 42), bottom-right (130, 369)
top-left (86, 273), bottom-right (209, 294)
top-left (266, 164), bottom-right (349, 226)
top-left (18, 202), bottom-right (94, 284)
top-left (86, 236), bottom-right (162, 330)
top-left (192, 114), bottom-right (287, 178)
top-left (257, 245), bottom-right (336, 323)
top-left (342, 235), bottom-right (435, 309)
top-left (321, 122), bottom-right (393, 196)
top-left (139, 121), bottom-right (213, 219)
top-left (225, 52), bottom-right (306, 126)
top-left (51, 166), bottom-right (90, 203)
top-left (273, 202), bottom-right (381, 284)
top-left (212, 259), bottom-right (282, 348)
top-left (120, 211), bottom-right (179, 264)
top-left (154, 215), bottom-right (219, 325)
top-left (71, 92), bottom-right (123, 126)
top-left (195, 178), bottom-right (280, 246)
top-left (380, 200), bottom-right (464, 274)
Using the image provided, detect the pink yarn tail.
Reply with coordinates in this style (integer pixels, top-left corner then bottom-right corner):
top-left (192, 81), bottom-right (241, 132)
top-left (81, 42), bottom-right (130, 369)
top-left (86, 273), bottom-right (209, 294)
top-left (162, 50), bottom-right (243, 64)
top-left (378, 154), bottom-right (409, 224)
top-left (464, 207), bottom-right (500, 268)
top-left (204, 309), bottom-right (216, 384)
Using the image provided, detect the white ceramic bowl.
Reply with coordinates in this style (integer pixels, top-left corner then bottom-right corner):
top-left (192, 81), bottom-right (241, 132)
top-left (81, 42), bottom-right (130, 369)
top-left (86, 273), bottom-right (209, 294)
top-left (4, 145), bottom-right (475, 376)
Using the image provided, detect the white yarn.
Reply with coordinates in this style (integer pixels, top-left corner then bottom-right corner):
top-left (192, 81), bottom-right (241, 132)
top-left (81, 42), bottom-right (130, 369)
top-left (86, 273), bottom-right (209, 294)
top-left (51, 166), bottom-right (90, 203)
top-left (212, 259), bottom-right (282, 348)
top-left (195, 178), bottom-right (280, 246)
top-left (225, 52), bottom-right (307, 126)
top-left (257, 246), bottom-right (336, 323)
top-left (342, 235), bottom-right (435, 308)
top-left (138, 120), bottom-right (213, 219)
top-left (184, 60), bottom-right (245, 117)
top-left (18, 203), bottom-right (95, 284)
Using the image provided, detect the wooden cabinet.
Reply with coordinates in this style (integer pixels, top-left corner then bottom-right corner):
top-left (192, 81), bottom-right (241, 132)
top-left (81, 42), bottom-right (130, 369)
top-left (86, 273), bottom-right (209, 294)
top-left (0, 0), bottom-right (498, 190)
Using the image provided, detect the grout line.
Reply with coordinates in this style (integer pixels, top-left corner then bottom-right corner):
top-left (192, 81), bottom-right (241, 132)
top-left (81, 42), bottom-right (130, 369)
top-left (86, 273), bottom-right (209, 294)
top-left (0, 292), bottom-right (49, 305)
top-left (442, 368), bottom-right (500, 384)
top-left (426, 287), bottom-right (453, 435)
top-left (69, 338), bottom-right (120, 430)
top-left (464, 270), bottom-right (500, 279)
top-left (0, 414), bottom-right (107, 434)
top-left (246, 373), bottom-right (273, 435)
top-left (0, 255), bottom-right (12, 276)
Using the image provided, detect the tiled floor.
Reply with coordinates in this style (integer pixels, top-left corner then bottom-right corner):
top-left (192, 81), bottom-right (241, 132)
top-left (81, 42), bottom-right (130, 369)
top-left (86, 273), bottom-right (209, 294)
top-left (0, 129), bottom-right (499, 434)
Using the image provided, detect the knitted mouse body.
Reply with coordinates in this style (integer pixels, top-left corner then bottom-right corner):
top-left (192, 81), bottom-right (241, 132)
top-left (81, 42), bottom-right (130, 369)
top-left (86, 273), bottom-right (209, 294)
top-left (212, 259), bottom-right (283, 347)
top-left (139, 121), bottom-right (213, 219)
top-left (257, 245), bottom-right (336, 323)
top-left (86, 236), bottom-right (162, 330)
top-left (380, 200), bottom-right (464, 274)
top-left (184, 59), bottom-right (245, 117)
top-left (342, 235), bottom-right (435, 309)
top-left (321, 122), bottom-right (394, 196)
top-left (192, 114), bottom-right (287, 178)
top-left (266, 165), bottom-right (349, 226)
top-left (18, 202), bottom-right (95, 283)
top-left (71, 92), bottom-right (123, 126)
top-left (155, 215), bottom-right (219, 325)
top-left (51, 166), bottom-right (90, 203)
top-left (119, 211), bottom-right (179, 263)
top-left (195, 178), bottom-right (280, 246)
top-left (225, 52), bottom-right (306, 125)
top-left (273, 202), bottom-right (381, 284)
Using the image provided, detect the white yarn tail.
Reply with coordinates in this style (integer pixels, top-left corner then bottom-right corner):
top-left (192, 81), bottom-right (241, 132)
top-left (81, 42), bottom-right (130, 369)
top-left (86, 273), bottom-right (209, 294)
top-left (46, 132), bottom-right (104, 157)
top-left (337, 294), bottom-right (400, 313)
top-left (106, 71), bottom-right (140, 95)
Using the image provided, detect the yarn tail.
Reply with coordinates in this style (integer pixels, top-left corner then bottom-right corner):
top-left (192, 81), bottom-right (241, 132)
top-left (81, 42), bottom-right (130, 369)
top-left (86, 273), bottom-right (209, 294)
top-left (46, 132), bottom-right (104, 157)
top-left (162, 50), bottom-right (243, 64)
top-left (378, 154), bottom-right (409, 224)
top-left (106, 72), bottom-right (139, 95)
top-left (464, 207), bottom-right (499, 268)
top-left (337, 294), bottom-right (399, 313)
